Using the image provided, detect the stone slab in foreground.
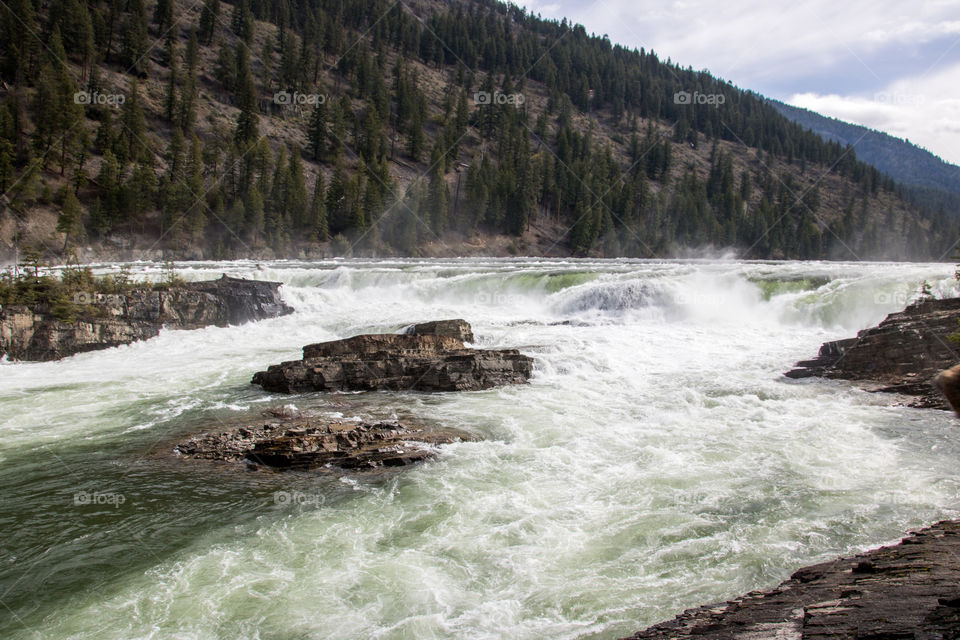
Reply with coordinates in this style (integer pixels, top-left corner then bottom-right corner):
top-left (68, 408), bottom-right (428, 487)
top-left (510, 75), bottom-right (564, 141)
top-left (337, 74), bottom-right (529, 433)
top-left (252, 319), bottom-right (533, 393)
top-left (625, 519), bottom-right (960, 639)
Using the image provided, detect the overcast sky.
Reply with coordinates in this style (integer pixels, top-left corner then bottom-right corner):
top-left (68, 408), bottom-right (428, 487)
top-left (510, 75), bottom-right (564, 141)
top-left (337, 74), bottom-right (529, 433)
top-left (514, 0), bottom-right (960, 165)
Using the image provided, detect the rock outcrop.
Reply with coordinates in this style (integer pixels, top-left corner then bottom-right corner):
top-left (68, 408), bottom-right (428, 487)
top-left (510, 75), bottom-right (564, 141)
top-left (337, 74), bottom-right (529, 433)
top-left (175, 416), bottom-right (476, 471)
top-left (252, 319), bottom-right (533, 393)
top-left (624, 519), bottom-right (960, 639)
top-left (785, 297), bottom-right (960, 409)
top-left (0, 275), bottom-right (293, 361)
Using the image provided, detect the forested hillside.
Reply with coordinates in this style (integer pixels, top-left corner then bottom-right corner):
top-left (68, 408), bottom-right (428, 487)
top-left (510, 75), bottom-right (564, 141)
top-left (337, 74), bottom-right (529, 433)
top-left (0, 0), bottom-right (955, 261)
top-left (771, 100), bottom-right (960, 219)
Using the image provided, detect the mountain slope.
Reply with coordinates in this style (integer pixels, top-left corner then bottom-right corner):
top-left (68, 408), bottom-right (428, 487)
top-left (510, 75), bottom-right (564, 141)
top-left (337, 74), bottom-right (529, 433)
top-left (0, 0), bottom-right (955, 263)
top-left (771, 99), bottom-right (960, 215)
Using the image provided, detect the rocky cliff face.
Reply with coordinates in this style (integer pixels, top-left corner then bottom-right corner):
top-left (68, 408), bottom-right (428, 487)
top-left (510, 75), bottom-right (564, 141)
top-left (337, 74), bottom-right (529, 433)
top-left (0, 276), bottom-right (293, 361)
top-left (252, 319), bottom-right (533, 393)
top-left (625, 520), bottom-right (960, 639)
top-left (785, 297), bottom-right (960, 409)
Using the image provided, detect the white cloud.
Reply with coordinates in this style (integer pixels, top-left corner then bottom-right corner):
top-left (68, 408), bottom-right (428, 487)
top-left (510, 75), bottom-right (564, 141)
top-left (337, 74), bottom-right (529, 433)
top-left (518, 0), bottom-right (960, 86)
top-left (788, 61), bottom-right (960, 164)
top-left (516, 0), bottom-right (960, 166)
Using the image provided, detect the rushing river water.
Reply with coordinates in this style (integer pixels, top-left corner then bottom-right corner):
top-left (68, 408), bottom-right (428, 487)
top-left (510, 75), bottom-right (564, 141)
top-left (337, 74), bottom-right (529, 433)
top-left (2, 258), bottom-right (960, 639)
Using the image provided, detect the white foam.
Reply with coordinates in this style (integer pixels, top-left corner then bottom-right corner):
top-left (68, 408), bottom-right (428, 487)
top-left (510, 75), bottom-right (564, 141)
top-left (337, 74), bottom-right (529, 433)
top-left (6, 258), bottom-right (960, 639)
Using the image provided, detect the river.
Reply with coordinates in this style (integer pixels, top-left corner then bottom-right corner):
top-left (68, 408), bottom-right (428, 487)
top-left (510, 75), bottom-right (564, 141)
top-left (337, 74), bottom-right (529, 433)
top-left (1, 258), bottom-right (959, 639)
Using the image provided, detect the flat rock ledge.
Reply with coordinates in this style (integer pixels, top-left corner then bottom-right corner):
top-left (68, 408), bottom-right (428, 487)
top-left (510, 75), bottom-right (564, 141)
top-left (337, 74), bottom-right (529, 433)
top-left (175, 416), bottom-right (476, 471)
top-left (625, 519), bottom-right (960, 639)
top-left (252, 319), bottom-right (533, 393)
top-left (0, 275), bottom-right (293, 361)
top-left (785, 297), bottom-right (960, 409)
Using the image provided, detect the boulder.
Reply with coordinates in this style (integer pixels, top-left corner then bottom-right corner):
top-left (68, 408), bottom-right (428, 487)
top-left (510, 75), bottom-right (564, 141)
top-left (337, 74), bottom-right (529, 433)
top-left (252, 319), bottom-right (533, 393)
top-left (403, 319), bottom-right (475, 342)
top-left (175, 417), bottom-right (476, 471)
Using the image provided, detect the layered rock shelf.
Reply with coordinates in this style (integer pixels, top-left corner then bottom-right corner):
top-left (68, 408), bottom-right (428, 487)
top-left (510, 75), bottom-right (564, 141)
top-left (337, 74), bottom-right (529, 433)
top-left (625, 520), bottom-right (960, 639)
top-left (785, 297), bottom-right (960, 409)
top-left (0, 275), bottom-right (293, 361)
top-left (252, 319), bottom-right (533, 393)
top-left (175, 416), bottom-right (476, 471)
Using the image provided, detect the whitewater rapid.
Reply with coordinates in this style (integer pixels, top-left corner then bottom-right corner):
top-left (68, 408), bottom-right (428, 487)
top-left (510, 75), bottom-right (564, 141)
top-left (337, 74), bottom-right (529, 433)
top-left (1, 259), bottom-right (958, 639)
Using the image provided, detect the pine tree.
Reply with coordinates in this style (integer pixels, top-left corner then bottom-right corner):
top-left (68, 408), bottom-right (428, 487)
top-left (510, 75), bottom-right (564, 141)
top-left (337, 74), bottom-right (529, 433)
top-left (569, 204), bottom-right (601, 254)
top-left (177, 30), bottom-right (199, 133)
top-left (287, 148), bottom-right (308, 229)
top-left (268, 144), bottom-right (287, 218)
top-left (361, 171), bottom-right (383, 230)
top-left (231, 0), bottom-right (254, 43)
top-left (127, 159), bottom-right (156, 220)
top-left (94, 108), bottom-right (115, 154)
top-left (359, 106), bottom-right (385, 163)
top-left (153, 0), bottom-right (173, 34)
top-left (186, 134), bottom-right (207, 239)
top-left (326, 161), bottom-right (349, 234)
top-left (118, 78), bottom-right (147, 163)
top-left (31, 28), bottom-right (83, 175)
top-left (244, 186), bottom-right (265, 241)
top-left (408, 107), bottom-right (425, 161)
top-left (120, 0), bottom-right (149, 75)
top-left (306, 100), bottom-right (327, 160)
top-left (347, 171), bottom-right (365, 230)
top-left (198, 0), bottom-right (219, 44)
top-left (425, 155), bottom-right (449, 233)
top-left (94, 150), bottom-right (121, 232)
top-left (31, 62), bottom-right (61, 166)
top-left (310, 172), bottom-right (329, 241)
top-left (215, 40), bottom-right (236, 94)
top-left (1, 0), bottom-right (41, 84)
top-left (57, 190), bottom-right (85, 249)
top-left (163, 37), bottom-right (178, 121)
top-left (234, 47), bottom-right (259, 148)
top-left (0, 138), bottom-right (13, 193)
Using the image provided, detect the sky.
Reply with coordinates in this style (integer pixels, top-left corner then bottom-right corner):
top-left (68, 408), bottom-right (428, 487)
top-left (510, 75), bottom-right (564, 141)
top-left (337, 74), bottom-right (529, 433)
top-left (514, 0), bottom-right (960, 165)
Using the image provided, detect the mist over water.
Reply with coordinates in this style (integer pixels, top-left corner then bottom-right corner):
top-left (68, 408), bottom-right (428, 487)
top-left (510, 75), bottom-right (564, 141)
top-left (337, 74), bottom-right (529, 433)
top-left (2, 258), bottom-right (959, 639)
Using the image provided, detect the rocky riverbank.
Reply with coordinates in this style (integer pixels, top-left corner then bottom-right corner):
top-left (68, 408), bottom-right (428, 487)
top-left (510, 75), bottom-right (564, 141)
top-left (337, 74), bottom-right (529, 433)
top-left (0, 275), bottom-right (293, 361)
top-left (252, 319), bottom-right (533, 393)
top-left (625, 520), bottom-right (960, 639)
top-left (785, 297), bottom-right (960, 409)
top-left (175, 411), bottom-right (477, 471)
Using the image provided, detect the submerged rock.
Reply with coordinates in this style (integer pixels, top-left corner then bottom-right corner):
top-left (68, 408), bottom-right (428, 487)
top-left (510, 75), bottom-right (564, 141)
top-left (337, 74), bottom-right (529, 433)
top-left (784, 297), bottom-right (960, 409)
top-left (624, 519), bottom-right (960, 639)
top-left (251, 319), bottom-right (533, 393)
top-left (0, 275), bottom-right (293, 361)
top-left (175, 416), bottom-right (476, 471)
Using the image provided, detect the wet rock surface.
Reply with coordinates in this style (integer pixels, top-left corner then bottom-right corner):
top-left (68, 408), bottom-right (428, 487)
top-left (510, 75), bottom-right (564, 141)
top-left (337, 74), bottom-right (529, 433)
top-left (785, 297), bottom-right (960, 409)
top-left (175, 413), bottom-right (476, 471)
top-left (252, 319), bottom-right (533, 393)
top-left (624, 520), bottom-right (960, 639)
top-left (0, 275), bottom-right (293, 361)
